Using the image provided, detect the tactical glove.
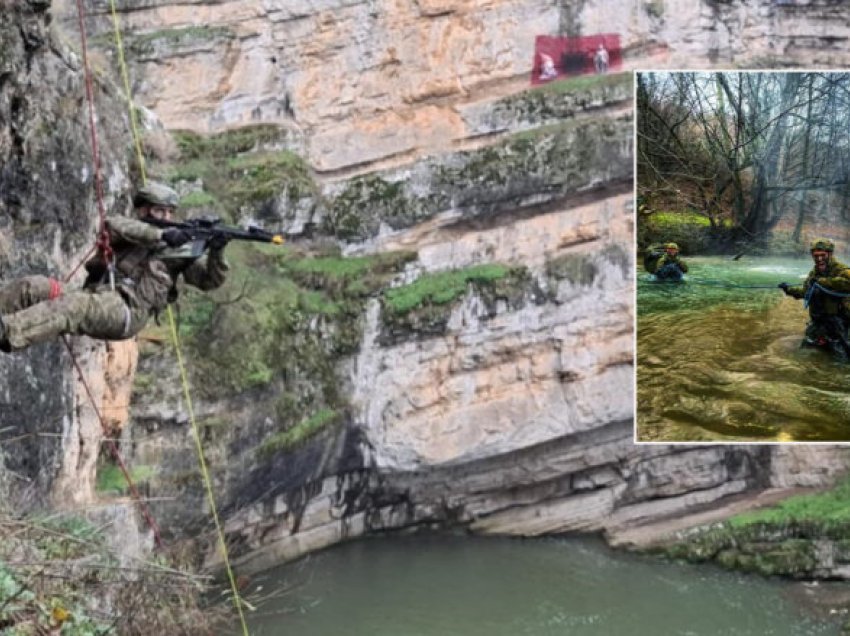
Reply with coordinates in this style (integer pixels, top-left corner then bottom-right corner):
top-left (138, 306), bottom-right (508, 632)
top-left (162, 228), bottom-right (192, 247)
top-left (778, 282), bottom-right (791, 295)
top-left (208, 231), bottom-right (230, 251)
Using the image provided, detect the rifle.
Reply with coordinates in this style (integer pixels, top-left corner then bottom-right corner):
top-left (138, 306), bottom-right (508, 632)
top-left (143, 216), bottom-right (285, 260)
top-left (145, 215), bottom-right (285, 245)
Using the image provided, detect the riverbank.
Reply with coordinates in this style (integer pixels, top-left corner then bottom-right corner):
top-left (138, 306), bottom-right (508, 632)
top-left (636, 208), bottom-right (835, 258)
top-left (615, 477), bottom-right (850, 632)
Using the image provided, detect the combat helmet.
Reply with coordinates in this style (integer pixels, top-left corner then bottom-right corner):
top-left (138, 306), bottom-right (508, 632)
top-left (810, 238), bottom-right (835, 252)
top-left (664, 242), bottom-right (679, 251)
top-left (133, 182), bottom-right (179, 209)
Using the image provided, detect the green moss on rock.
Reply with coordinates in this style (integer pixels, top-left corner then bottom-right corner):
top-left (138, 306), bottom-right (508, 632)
top-left (168, 126), bottom-right (314, 214)
top-left (493, 72), bottom-right (632, 125)
top-left (660, 482), bottom-right (850, 579)
top-left (130, 26), bottom-right (234, 57)
top-left (325, 175), bottom-right (425, 241)
top-left (258, 408), bottom-right (342, 456)
top-left (172, 242), bottom-right (414, 428)
top-left (546, 253), bottom-right (599, 286)
top-left (380, 264), bottom-right (531, 338)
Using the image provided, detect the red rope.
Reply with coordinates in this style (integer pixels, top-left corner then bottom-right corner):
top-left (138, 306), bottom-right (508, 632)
top-left (66, 0), bottom-right (164, 547)
top-left (67, 0), bottom-right (112, 284)
top-left (63, 336), bottom-right (165, 549)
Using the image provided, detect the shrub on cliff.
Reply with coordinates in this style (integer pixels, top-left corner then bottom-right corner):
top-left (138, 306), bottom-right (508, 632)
top-left (0, 510), bottom-right (230, 635)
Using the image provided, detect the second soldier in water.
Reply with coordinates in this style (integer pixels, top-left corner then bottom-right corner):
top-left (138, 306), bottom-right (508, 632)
top-left (645, 242), bottom-right (688, 281)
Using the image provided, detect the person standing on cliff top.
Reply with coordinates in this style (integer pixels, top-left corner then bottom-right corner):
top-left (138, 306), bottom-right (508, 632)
top-left (645, 242), bottom-right (688, 281)
top-left (539, 53), bottom-right (558, 81)
top-left (779, 238), bottom-right (850, 357)
top-left (594, 43), bottom-right (609, 74)
top-left (0, 182), bottom-right (230, 353)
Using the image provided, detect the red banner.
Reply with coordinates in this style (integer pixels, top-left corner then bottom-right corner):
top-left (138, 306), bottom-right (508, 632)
top-left (531, 34), bottom-right (622, 85)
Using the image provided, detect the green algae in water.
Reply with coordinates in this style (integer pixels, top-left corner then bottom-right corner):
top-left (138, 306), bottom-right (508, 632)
top-left (637, 256), bottom-right (850, 441)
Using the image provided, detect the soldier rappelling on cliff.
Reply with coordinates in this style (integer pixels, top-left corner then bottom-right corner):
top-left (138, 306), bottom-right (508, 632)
top-left (0, 182), bottom-right (280, 353)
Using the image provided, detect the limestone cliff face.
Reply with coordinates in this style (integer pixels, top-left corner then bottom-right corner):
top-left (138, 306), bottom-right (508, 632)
top-left (571, 0), bottom-right (850, 68)
top-left (0, 0), bottom-right (135, 507)
top-left (54, 0), bottom-right (850, 167)
top-left (28, 0), bottom-right (850, 574)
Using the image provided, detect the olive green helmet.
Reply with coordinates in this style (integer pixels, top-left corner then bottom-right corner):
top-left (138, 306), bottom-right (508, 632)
top-left (664, 242), bottom-right (679, 250)
top-left (133, 182), bottom-right (179, 209)
top-left (810, 238), bottom-right (835, 252)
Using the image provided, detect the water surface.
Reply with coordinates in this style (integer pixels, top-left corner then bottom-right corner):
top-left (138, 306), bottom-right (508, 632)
top-left (638, 256), bottom-right (850, 441)
top-left (241, 534), bottom-right (841, 636)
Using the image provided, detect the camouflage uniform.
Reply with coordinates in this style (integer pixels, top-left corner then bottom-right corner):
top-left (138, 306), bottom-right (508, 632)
top-left (0, 193), bottom-right (228, 352)
top-left (651, 253), bottom-right (688, 276)
top-left (785, 256), bottom-right (850, 347)
top-left (645, 243), bottom-right (688, 279)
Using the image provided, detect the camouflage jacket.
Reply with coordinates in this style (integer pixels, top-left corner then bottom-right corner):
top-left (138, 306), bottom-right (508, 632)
top-left (648, 253), bottom-right (688, 274)
top-left (85, 215), bottom-right (228, 313)
top-left (787, 257), bottom-right (850, 316)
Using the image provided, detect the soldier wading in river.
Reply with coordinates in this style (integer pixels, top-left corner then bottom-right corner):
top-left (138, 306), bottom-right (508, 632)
top-left (644, 242), bottom-right (689, 281)
top-left (779, 238), bottom-right (850, 359)
top-left (0, 182), bottom-right (229, 353)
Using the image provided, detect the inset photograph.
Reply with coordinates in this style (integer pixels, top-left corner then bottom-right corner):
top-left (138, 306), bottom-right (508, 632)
top-left (636, 71), bottom-right (850, 442)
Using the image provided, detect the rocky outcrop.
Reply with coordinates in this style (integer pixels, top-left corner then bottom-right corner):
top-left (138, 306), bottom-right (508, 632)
top-left (52, 0), bottom-right (850, 169)
top-left (0, 0), bottom-right (135, 508)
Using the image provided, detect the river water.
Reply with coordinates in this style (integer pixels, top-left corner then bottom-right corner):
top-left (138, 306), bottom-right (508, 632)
top-left (240, 534), bottom-right (841, 636)
top-left (638, 256), bottom-right (850, 441)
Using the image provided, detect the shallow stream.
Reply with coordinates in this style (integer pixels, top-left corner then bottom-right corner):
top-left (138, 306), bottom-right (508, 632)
top-left (637, 256), bottom-right (850, 441)
top-left (240, 535), bottom-right (842, 636)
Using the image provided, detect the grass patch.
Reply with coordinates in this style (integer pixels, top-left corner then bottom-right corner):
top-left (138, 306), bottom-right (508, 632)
top-left (730, 478), bottom-right (850, 527)
top-left (179, 190), bottom-right (218, 209)
top-left (277, 249), bottom-right (417, 298)
top-left (652, 210), bottom-right (713, 228)
top-left (226, 150), bottom-right (313, 203)
top-left (96, 463), bottom-right (157, 495)
top-left (639, 209), bottom-right (736, 254)
top-left (383, 264), bottom-right (511, 315)
top-left (259, 408), bottom-right (341, 456)
top-left (177, 293), bottom-right (217, 340)
top-left (529, 71), bottom-right (631, 96)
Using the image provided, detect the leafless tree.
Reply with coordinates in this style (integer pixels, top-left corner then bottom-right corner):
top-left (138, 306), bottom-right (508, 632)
top-left (638, 71), bottom-right (850, 245)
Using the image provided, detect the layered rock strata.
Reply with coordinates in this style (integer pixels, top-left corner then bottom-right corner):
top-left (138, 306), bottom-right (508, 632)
top-left (5, 0), bottom-right (849, 576)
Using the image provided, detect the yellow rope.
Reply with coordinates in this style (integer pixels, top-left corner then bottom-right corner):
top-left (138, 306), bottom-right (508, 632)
top-left (107, 0), bottom-right (147, 185)
top-left (105, 4), bottom-right (250, 634)
top-left (166, 307), bottom-right (250, 635)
